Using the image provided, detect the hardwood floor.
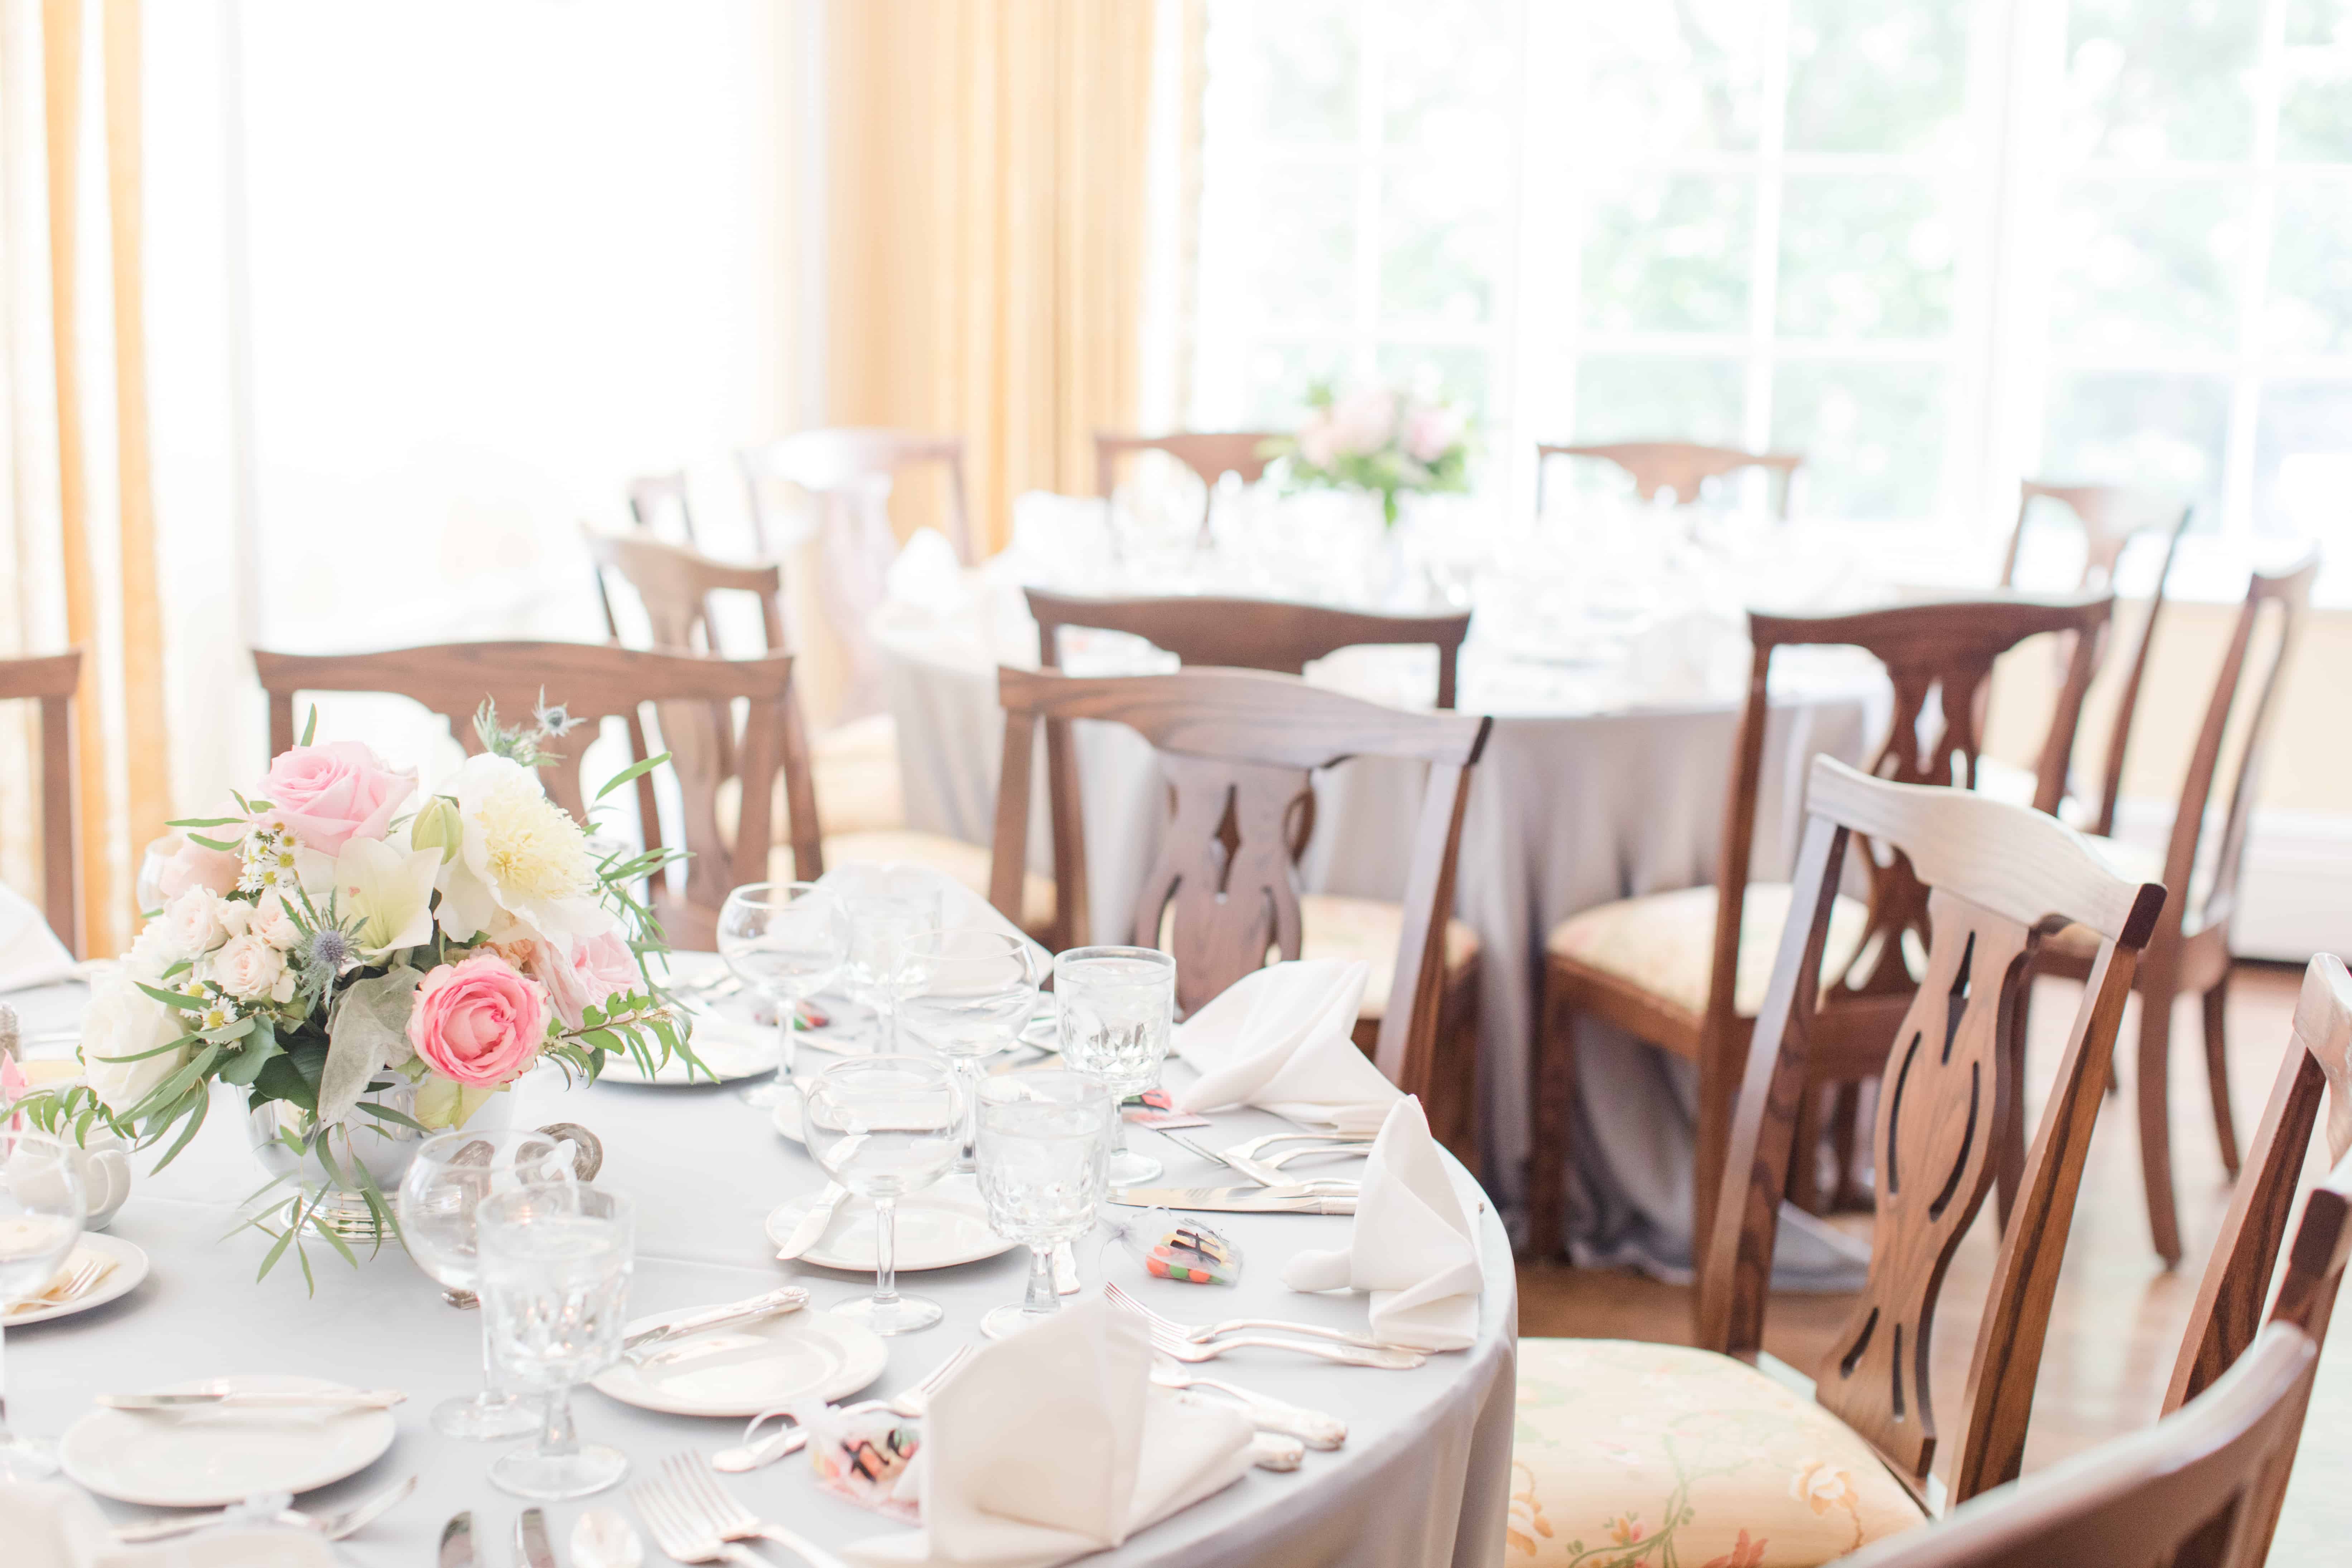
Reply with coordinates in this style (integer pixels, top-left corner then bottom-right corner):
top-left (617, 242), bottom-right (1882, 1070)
top-left (1516, 960), bottom-right (2351, 1558)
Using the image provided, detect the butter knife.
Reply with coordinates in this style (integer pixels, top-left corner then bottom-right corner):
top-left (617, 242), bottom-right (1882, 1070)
top-left (621, 1285), bottom-right (810, 1353)
top-left (439, 1510), bottom-right (475, 1568)
top-left (1111, 1184), bottom-right (1356, 1214)
top-left (776, 1182), bottom-right (851, 1260)
top-left (99, 1389), bottom-right (407, 1411)
top-left (516, 1507), bottom-right (555, 1568)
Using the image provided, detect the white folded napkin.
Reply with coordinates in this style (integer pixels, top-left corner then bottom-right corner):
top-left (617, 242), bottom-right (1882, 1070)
top-left (1171, 959), bottom-right (1399, 1135)
top-left (0, 1480), bottom-right (333, 1567)
top-left (886, 527), bottom-right (971, 619)
top-left (816, 861), bottom-right (1049, 971)
top-left (1279, 1096), bottom-right (1484, 1351)
top-left (848, 1299), bottom-right (1253, 1568)
top-left (1008, 491), bottom-right (1115, 588)
top-left (0, 883), bottom-right (75, 994)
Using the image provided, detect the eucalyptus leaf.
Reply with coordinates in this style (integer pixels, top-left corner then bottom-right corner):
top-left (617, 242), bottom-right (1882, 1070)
top-left (319, 965), bottom-right (423, 1126)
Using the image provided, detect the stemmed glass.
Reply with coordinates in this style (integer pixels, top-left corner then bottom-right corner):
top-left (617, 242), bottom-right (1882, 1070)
top-left (898, 930), bottom-right (1041, 1173)
top-left (800, 1056), bottom-right (959, 1336)
top-left (477, 1184), bottom-right (635, 1501)
top-left (842, 893), bottom-right (941, 1052)
top-left (717, 882), bottom-right (851, 1108)
top-left (0, 1129), bottom-right (83, 1478)
top-left (397, 1129), bottom-right (585, 1439)
top-left (974, 1072), bottom-right (1110, 1339)
top-left (1055, 946), bottom-right (1176, 1186)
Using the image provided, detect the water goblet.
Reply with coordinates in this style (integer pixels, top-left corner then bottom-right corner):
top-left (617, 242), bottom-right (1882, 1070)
top-left (898, 930), bottom-right (1041, 1173)
top-left (478, 1184), bottom-right (635, 1501)
top-left (0, 1128), bottom-right (82, 1478)
top-left (974, 1072), bottom-right (1110, 1339)
top-left (397, 1128), bottom-right (585, 1440)
top-left (717, 882), bottom-right (852, 1106)
top-left (842, 893), bottom-right (942, 1051)
top-left (800, 1056), bottom-right (960, 1335)
top-left (1054, 946), bottom-right (1176, 1186)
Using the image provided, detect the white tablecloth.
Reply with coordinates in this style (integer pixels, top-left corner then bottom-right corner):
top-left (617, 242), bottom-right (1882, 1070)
top-left (7, 975), bottom-right (1516, 1568)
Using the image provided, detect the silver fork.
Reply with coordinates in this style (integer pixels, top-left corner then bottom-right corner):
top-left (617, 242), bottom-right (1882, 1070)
top-left (1254, 1141), bottom-right (1375, 1170)
top-left (631, 1472), bottom-right (762, 1566)
top-left (1105, 1280), bottom-right (1398, 1353)
top-left (1221, 1131), bottom-right (1376, 1162)
top-left (1156, 1132), bottom-right (1359, 1193)
top-left (1152, 1361), bottom-right (1348, 1449)
top-left (657, 1452), bottom-right (854, 1568)
top-left (711, 1341), bottom-right (973, 1472)
top-left (1138, 1318), bottom-right (1425, 1370)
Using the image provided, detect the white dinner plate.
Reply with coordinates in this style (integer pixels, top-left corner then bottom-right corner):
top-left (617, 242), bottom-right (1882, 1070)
top-left (60, 1374), bottom-right (399, 1507)
top-left (589, 1303), bottom-right (888, 1417)
top-left (763, 1178), bottom-right (1014, 1273)
top-left (596, 1020), bottom-right (780, 1086)
top-left (769, 1085), bottom-right (806, 1143)
top-left (4, 1233), bottom-right (148, 1327)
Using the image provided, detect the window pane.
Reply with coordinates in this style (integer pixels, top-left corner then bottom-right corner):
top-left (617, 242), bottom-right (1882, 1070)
top-left (2049, 180), bottom-right (2249, 352)
top-left (1784, 0), bottom-right (1971, 155)
top-left (1240, 341), bottom-right (1353, 425)
top-left (1581, 176), bottom-right (1752, 333)
top-left (1583, 0), bottom-right (1765, 153)
top-left (1769, 362), bottom-right (1946, 520)
top-left (2254, 381), bottom-right (2352, 539)
top-left (1251, 2), bottom-right (1357, 144)
top-left (1383, 0), bottom-right (1515, 148)
top-left (1382, 158), bottom-right (1507, 325)
top-left (1776, 177), bottom-right (1956, 339)
top-left (2281, 77), bottom-right (2352, 161)
top-left (2066, 0), bottom-right (2257, 161)
top-left (1250, 163), bottom-right (1356, 327)
top-left (1572, 356), bottom-right (1748, 445)
top-left (2041, 372), bottom-right (2228, 530)
top-left (1375, 345), bottom-right (1491, 424)
top-left (2265, 184), bottom-right (2352, 353)
top-left (2288, 0), bottom-right (2352, 46)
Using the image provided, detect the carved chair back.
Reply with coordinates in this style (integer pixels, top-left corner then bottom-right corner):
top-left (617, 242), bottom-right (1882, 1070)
top-left (1700, 755), bottom-right (2167, 1510)
top-left (1093, 431), bottom-right (1280, 544)
top-left (0, 651), bottom-right (83, 954)
top-left (988, 665), bottom-right (1491, 1112)
top-left (252, 642), bottom-right (797, 936)
top-left (738, 427), bottom-right (973, 564)
top-left (1534, 440), bottom-right (1804, 518)
top-left (625, 470), bottom-right (699, 544)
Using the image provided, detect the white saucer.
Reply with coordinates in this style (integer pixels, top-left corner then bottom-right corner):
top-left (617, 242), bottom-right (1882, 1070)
top-left (5, 1233), bottom-right (149, 1327)
top-left (769, 1085), bottom-right (806, 1143)
top-left (763, 1178), bottom-right (1014, 1273)
top-left (60, 1374), bottom-right (399, 1506)
top-left (597, 1021), bottom-right (780, 1086)
top-left (590, 1304), bottom-right (888, 1417)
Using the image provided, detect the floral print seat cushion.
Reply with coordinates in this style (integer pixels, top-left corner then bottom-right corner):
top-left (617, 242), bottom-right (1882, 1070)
top-left (1508, 1338), bottom-right (1927, 1567)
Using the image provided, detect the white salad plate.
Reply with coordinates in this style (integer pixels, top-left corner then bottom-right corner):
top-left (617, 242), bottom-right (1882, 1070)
top-left (769, 1085), bottom-right (806, 1143)
top-left (60, 1374), bottom-right (398, 1507)
top-left (590, 1303), bottom-right (888, 1417)
top-left (4, 1233), bottom-right (149, 1328)
top-left (763, 1178), bottom-right (1014, 1273)
top-left (595, 1019), bottom-right (780, 1086)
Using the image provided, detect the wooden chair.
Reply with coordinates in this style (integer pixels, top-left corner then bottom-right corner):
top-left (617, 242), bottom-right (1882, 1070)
top-left (1533, 440), bottom-right (1804, 519)
top-left (0, 651), bottom-right (83, 955)
top-left (1093, 431), bottom-right (1280, 546)
top-left (1532, 593), bottom-right (2114, 1263)
top-left (1840, 956), bottom-right (2352, 1567)
top-left (2025, 554), bottom-right (2321, 1266)
top-left (1511, 757), bottom-right (2163, 1568)
top-left (625, 470), bottom-right (699, 544)
top-left (583, 532), bottom-right (1056, 938)
top-left (1023, 588), bottom-right (1480, 1085)
top-left (737, 427), bottom-right (973, 564)
top-left (252, 641), bottom-right (796, 949)
top-left (988, 665), bottom-right (1492, 1154)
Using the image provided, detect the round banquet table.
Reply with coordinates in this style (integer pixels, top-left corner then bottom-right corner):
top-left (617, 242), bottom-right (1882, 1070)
top-left (873, 570), bottom-right (1885, 1280)
top-left (5, 969), bottom-right (1517, 1568)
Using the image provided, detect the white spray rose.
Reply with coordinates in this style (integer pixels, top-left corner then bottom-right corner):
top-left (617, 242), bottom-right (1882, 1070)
top-left (160, 888), bottom-right (231, 959)
top-left (80, 969), bottom-right (191, 1114)
top-left (208, 933), bottom-right (292, 1004)
top-left (249, 888), bottom-right (302, 950)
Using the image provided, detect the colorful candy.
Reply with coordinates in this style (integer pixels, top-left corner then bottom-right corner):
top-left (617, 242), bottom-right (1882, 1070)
top-left (1121, 1210), bottom-right (1243, 1285)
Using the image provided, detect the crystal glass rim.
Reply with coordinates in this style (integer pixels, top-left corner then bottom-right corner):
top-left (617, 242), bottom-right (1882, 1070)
top-left (805, 1052), bottom-right (958, 1092)
top-left (406, 1128), bottom-right (567, 1172)
top-left (720, 880), bottom-right (834, 910)
top-left (905, 927), bottom-right (1031, 960)
top-left (1053, 945), bottom-right (1176, 979)
top-left (475, 1181), bottom-right (633, 1236)
top-left (976, 1068), bottom-right (1113, 1117)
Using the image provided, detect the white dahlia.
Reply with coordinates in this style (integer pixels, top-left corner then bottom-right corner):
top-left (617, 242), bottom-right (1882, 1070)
top-left (434, 753), bottom-right (603, 946)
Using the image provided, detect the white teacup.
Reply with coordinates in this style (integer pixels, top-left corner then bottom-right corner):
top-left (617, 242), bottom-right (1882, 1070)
top-left (67, 1131), bottom-right (133, 1230)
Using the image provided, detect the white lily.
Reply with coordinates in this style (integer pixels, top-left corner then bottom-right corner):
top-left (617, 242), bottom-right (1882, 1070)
top-left (333, 835), bottom-right (442, 956)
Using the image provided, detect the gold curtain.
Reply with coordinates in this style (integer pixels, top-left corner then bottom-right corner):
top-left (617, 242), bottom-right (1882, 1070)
top-left (0, 0), bottom-right (166, 957)
top-left (825, 0), bottom-right (1158, 555)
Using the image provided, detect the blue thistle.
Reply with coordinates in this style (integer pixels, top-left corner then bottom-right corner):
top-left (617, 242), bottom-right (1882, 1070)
top-left (305, 926), bottom-right (356, 974)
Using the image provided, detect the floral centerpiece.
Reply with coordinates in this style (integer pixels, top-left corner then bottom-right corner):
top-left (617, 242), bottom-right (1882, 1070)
top-left (1266, 379), bottom-right (1473, 527)
top-left (15, 701), bottom-right (694, 1281)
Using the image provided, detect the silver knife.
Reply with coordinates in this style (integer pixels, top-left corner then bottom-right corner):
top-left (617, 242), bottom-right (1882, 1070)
top-left (621, 1285), bottom-right (810, 1352)
top-left (440, 1510), bottom-right (475, 1568)
top-left (516, 1507), bottom-right (555, 1568)
top-left (1112, 1184), bottom-right (1356, 1214)
top-left (775, 1182), bottom-right (850, 1260)
top-left (99, 1389), bottom-right (407, 1411)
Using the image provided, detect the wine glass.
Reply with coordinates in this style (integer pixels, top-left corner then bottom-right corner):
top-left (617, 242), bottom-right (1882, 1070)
top-left (898, 930), bottom-right (1041, 1173)
top-left (397, 1128), bottom-right (584, 1440)
top-left (842, 894), bottom-right (942, 1052)
top-left (800, 1056), bottom-right (959, 1335)
top-left (974, 1072), bottom-right (1110, 1339)
top-left (1055, 946), bottom-right (1176, 1186)
top-left (477, 1183), bottom-right (635, 1501)
top-left (0, 1128), bottom-right (84, 1477)
top-left (717, 882), bottom-right (852, 1108)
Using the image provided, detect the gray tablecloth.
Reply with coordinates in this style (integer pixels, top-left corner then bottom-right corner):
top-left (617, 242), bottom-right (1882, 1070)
top-left (7, 975), bottom-right (1516, 1568)
top-left (881, 628), bottom-right (1880, 1281)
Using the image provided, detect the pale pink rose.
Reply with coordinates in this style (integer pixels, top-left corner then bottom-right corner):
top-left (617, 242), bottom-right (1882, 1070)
top-left (406, 954), bottom-right (550, 1087)
top-left (1402, 404), bottom-right (1463, 465)
top-left (156, 836), bottom-right (242, 901)
top-left (1326, 388), bottom-right (1399, 458)
top-left (160, 888), bottom-right (230, 959)
top-left (250, 888), bottom-right (302, 950)
top-left (209, 933), bottom-right (290, 1003)
top-left (259, 741), bottom-right (416, 854)
top-left (535, 925), bottom-right (640, 1029)
top-left (1296, 412), bottom-right (1341, 471)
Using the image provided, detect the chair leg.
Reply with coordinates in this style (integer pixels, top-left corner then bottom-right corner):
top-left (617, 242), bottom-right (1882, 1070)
top-left (2136, 985), bottom-right (2184, 1267)
top-left (2201, 971), bottom-right (2238, 1179)
top-left (1528, 963), bottom-right (1578, 1263)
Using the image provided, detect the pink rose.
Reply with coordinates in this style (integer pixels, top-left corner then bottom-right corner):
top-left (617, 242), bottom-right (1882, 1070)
top-left (535, 925), bottom-right (640, 1029)
top-left (156, 836), bottom-right (242, 900)
top-left (406, 954), bottom-right (549, 1087)
top-left (259, 741), bottom-right (416, 853)
top-left (1402, 405), bottom-right (1462, 465)
top-left (1326, 387), bottom-right (1398, 458)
